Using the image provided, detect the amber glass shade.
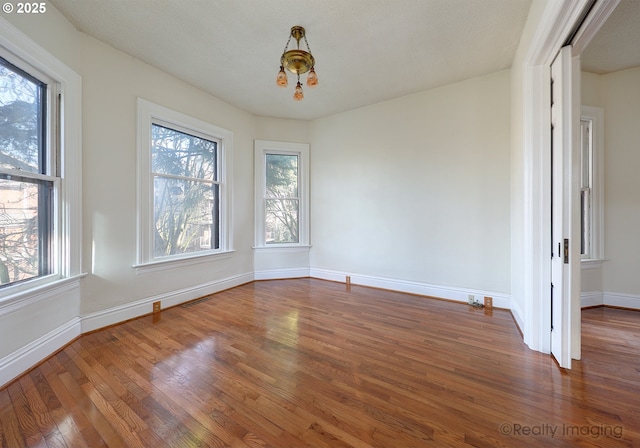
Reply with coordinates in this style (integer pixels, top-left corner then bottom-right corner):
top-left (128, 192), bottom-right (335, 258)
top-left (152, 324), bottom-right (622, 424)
top-left (276, 66), bottom-right (288, 87)
top-left (306, 67), bottom-right (318, 87)
top-left (293, 82), bottom-right (304, 101)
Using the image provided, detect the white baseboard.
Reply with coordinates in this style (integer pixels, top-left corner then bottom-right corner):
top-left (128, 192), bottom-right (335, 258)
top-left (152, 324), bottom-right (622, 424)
top-left (510, 302), bottom-right (524, 333)
top-left (81, 272), bottom-right (254, 333)
top-left (581, 291), bottom-right (604, 308)
top-left (254, 267), bottom-right (310, 281)
top-left (309, 268), bottom-right (511, 309)
top-left (0, 317), bottom-right (81, 388)
top-left (603, 291), bottom-right (640, 309)
top-left (581, 291), bottom-right (640, 310)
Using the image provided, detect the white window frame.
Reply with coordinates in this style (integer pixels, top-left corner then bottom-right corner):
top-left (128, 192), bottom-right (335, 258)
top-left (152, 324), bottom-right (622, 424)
top-left (580, 105), bottom-right (604, 266)
top-left (135, 98), bottom-right (233, 272)
top-left (0, 17), bottom-right (82, 301)
top-left (254, 140), bottom-right (309, 248)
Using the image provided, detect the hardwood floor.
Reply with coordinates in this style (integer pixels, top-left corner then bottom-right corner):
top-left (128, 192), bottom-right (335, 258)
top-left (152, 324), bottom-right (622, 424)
top-left (1, 279), bottom-right (639, 447)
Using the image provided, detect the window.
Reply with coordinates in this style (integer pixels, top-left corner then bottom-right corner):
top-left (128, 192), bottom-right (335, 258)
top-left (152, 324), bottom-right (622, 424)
top-left (580, 118), bottom-right (592, 258)
top-left (265, 153), bottom-right (299, 244)
top-left (0, 23), bottom-right (81, 297)
top-left (0, 56), bottom-right (56, 287)
top-left (136, 99), bottom-right (232, 268)
top-left (151, 124), bottom-right (220, 256)
top-left (255, 140), bottom-right (309, 247)
top-left (580, 106), bottom-right (604, 261)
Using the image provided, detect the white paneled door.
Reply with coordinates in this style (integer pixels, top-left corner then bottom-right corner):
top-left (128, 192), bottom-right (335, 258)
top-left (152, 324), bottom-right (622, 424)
top-left (550, 46), bottom-right (578, 369)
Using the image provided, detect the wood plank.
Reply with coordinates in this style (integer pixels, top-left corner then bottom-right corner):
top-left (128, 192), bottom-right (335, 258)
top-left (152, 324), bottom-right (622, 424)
top-left (57, 371), bottom-right (127, 447)
top-left (44, 371), bottom-right (105, 447)
top-left (6, 382), bottom-right (43, 448)
top-left (0, 385), bottom-right (26, 447)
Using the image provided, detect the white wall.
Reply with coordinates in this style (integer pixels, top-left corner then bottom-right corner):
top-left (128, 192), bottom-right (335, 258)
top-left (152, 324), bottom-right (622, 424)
top-left (79, 34), bottom-right (256, 316)
top-left (581, 71), bottom-right (602, 107)
top-left (601, 67), bottom-right (640, 300)
top-left (253, 117), bottom-right (311, 276)
top-left (255, 116), bottom-right (310, 143)
top-left (580, 67), bottom-right (640, 308)
top-left (309, 71), bottom-right (511, 298)
top-left (2, 5), bottom-right (83, 72)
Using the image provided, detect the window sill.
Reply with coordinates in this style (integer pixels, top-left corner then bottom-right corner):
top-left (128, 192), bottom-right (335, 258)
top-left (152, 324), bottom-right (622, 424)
top-left (132, 250), bottom-right (235, 274)
top-left (581, 258), bottom-right (605, 269)
top-left (253, 245), bottom-right (312, 253)
top-left (0, 273), bottom-right (86, 315)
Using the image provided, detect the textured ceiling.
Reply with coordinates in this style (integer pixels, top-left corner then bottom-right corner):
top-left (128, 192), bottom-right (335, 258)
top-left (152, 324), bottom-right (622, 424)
top-left (49, 0), bottom-right (531, 120)
top-left (581, 0), bottom-right (640, 74)
top-left (48, 0), bottom-right (638, 120)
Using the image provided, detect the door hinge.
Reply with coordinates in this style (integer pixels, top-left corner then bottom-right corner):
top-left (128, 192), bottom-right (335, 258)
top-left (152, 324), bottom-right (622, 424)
top-left (564, 238), bottom-right (569, 264)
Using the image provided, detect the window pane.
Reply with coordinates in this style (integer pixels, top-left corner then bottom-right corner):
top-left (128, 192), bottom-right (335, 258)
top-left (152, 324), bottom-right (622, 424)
top-left (153, 176), bottom-right (218, 257)
top-left (581, 188), bottom-right (590, 257)
top-left (0, 58), bottom-right (46, 173)
top-left (0, 176), bottom-right (52, 286)
top-left (580, 120), bottom-right (591, 189)
top-left (151, 124), bottom-right (216, 180)
top-left (265, 198), bottom-right (299, 244)
top-left (265, 154), bottom-right (298, 198)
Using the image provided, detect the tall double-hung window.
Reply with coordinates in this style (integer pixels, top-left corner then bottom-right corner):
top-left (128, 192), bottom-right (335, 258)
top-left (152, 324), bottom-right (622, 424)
top-left (0, 24), bottom-right (81, 295)
top-left (254, 140), bottom-right (309, 248)
top-left (580, 106), bottom-right (604, 262)
top-left (0, 56), bottom-right (56, 287)
top-left (151, 123), bottom-right (220, 256)
top-left (136, 99), bottom-right (233, 269)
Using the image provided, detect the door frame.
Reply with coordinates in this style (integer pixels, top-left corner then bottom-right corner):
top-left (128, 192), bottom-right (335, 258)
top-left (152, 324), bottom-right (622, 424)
top-left (519, 0), bottom-right (619, 360)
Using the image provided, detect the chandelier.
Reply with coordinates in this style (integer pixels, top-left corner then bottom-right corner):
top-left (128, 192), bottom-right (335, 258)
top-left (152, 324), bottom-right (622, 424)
top-left (276, 26), bottom-right (318, 101)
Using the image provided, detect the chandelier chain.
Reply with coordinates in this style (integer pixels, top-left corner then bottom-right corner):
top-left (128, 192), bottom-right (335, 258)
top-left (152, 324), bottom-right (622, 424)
top-left (282, 34), bottom-right (293, 57)
top-left (303, 34), bottom-right (312, 57)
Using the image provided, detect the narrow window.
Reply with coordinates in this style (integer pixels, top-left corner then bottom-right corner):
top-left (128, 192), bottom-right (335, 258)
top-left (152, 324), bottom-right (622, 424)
top-left (254, 140), bottom-right (309, 248)
top-left (265, 153), bottom-right (299, 244)
top-left (580, 106), bottom-right (604, 262)
top-left (580, 118), bottom-right (592, 258)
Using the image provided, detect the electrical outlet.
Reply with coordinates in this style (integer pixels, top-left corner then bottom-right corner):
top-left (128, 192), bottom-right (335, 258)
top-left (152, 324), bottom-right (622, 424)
top-left (468, 294), bottom-right (474, 305)
top-left (484, 296), bottom-right (493, 309)
top-left (153, 301), bottom-right (161, 314)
